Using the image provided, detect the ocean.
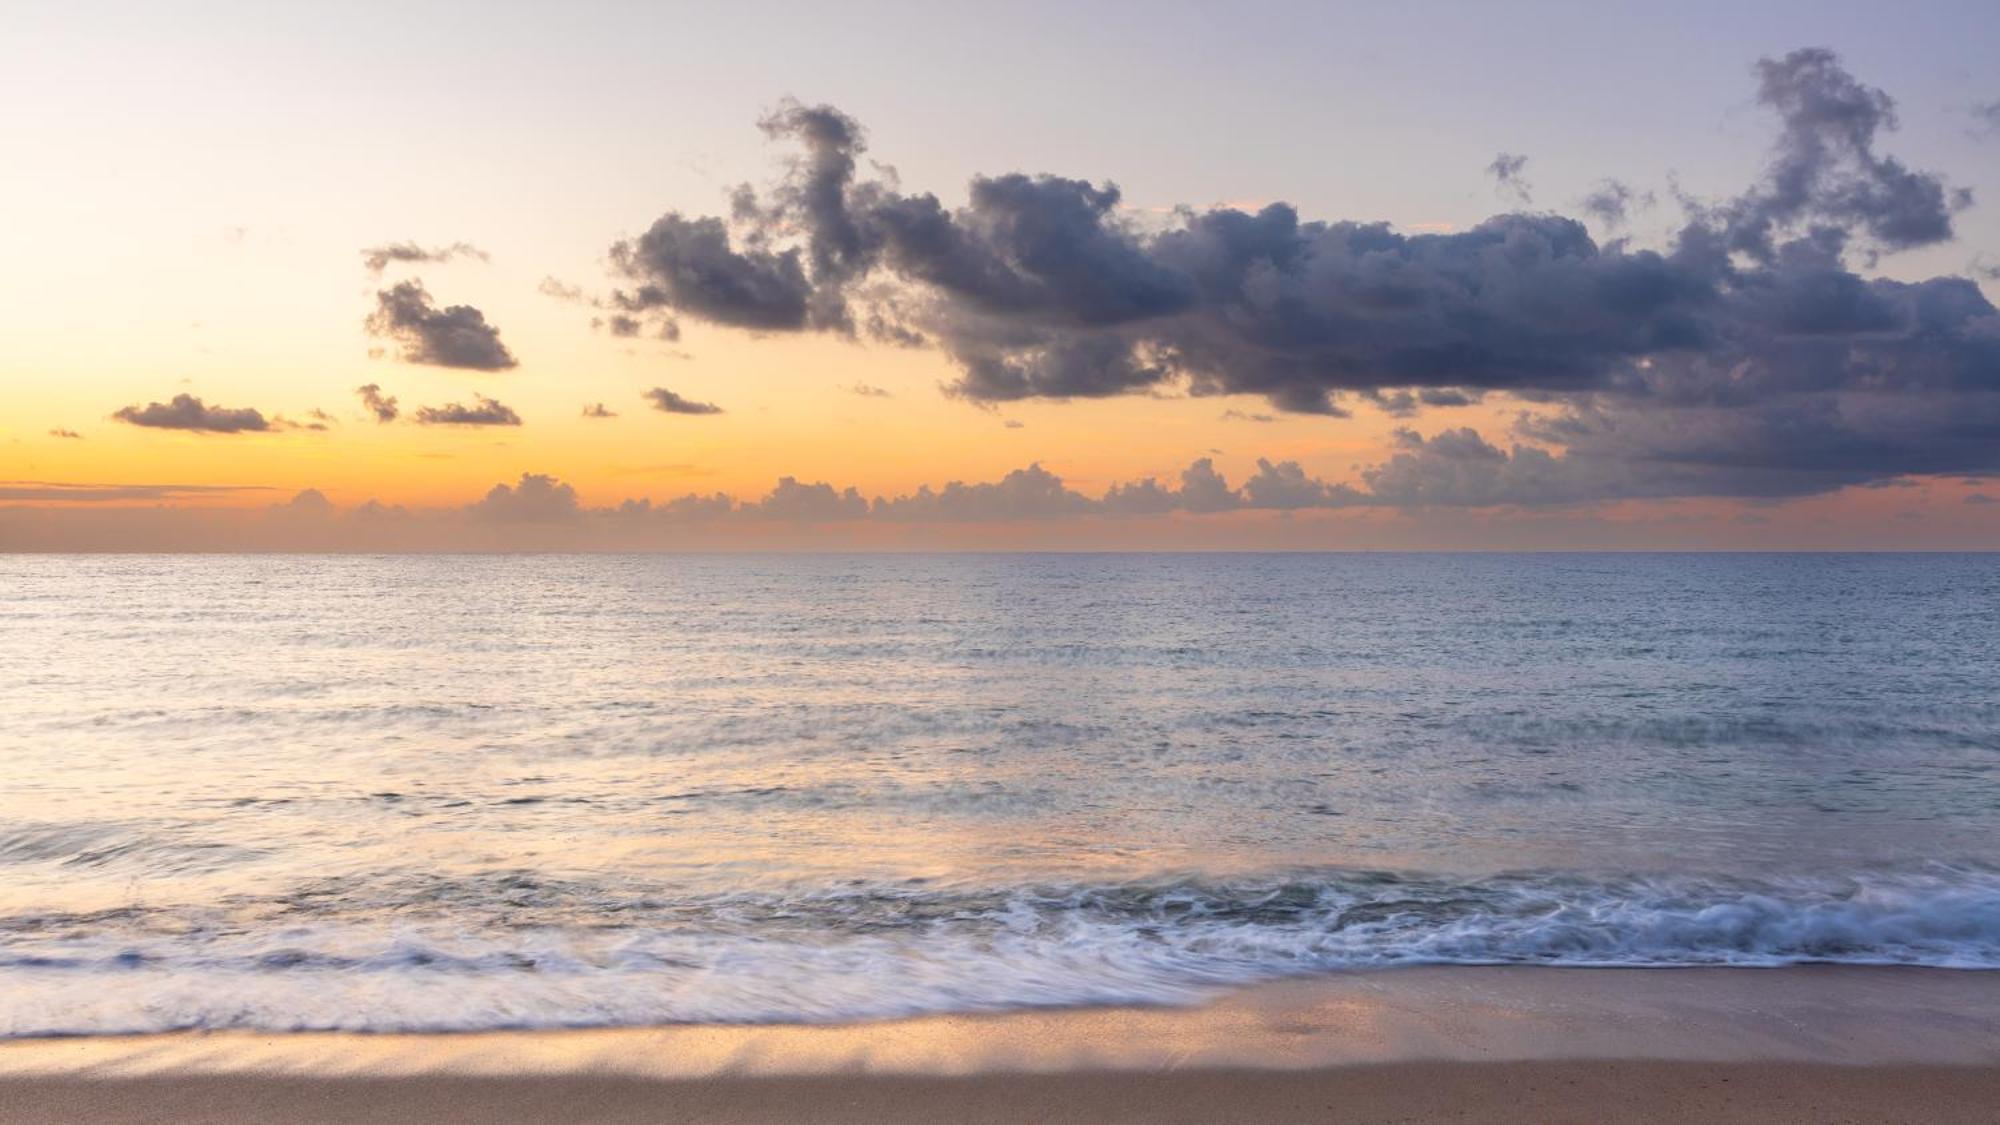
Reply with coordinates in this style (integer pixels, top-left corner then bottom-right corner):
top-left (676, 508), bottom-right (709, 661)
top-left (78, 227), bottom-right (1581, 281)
top-left (1, 552), bottom-right (1997, 1036)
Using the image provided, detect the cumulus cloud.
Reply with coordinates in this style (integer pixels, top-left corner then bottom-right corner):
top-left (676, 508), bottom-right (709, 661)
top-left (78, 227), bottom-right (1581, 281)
top-left (639, 492), bottom-right (738, 521)
top-left (619, 457), bottom-right (1346, 520)
top-left (1102, 458), bottom-right (1240, 514)
top-left (48, 428), bottom-right (81, 439)
top-left (276, 488), bottom-right (334, 515)
top-left (466, 473), bottom-right (579, 521)
top-left (873, 463), bottom-right (1093, 521)
top-left (366, 280), bottom-right (518, 370)
top-left (361, 241), bottom-right (489, 276)
top-left (608, 458), bottom-right (1315, 524)
top-left (413, 395), bottom-right (522, 426)
top-left (610, 431), bottom-right (2000, 520)
top-left (644, 387), bottom-right (724, 415)
top-left (745, 477), bottom-right (869, 521)
top-left (1360, 428), bottom-right (1594, 507)
top-left (582, 402), bottom-right (618, 418)
top-left (600, 49), bottom-right (1996, 501)
top-left (113, 394), bottom-right (270, 433)
top-left (356, 383), bottom-right (399, 423)
top-left (1243, 458), bottom-right (1364, 508)
top-left (41, 439), bottom-right (1995, 556)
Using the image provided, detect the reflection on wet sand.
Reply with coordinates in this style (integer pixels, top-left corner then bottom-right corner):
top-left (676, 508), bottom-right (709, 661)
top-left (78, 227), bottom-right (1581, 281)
top-left (5, 967), bottom-right (1999, 1081)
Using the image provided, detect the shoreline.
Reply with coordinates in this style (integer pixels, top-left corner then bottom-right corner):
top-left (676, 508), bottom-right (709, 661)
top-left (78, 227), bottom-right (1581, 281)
top-left (3, 967), bottom-right (1997, 1121)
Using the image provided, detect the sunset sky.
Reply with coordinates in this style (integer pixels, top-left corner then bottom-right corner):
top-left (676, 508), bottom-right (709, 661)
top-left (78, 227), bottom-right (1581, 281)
top-left (6, 0), bottom-right (2000, 548)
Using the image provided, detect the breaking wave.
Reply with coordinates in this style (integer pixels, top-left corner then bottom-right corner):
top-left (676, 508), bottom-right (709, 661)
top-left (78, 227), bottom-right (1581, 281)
top-left (4, 865), bottom-right (1997, 1036)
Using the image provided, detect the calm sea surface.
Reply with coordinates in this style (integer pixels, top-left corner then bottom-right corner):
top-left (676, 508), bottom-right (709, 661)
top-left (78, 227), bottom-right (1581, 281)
top-left (1, 553), bottom-right (1997, 1034)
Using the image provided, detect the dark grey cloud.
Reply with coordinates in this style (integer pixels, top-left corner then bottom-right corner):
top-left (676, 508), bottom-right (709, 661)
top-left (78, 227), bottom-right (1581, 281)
top-left (1366, 388), bottom-right (1483, 417)
top-left (1486, 152), bottom-right (1532, 204)
top-left (48, 429), bottom-right (81, 439)
top-left (617, 100), bottom-right (1719, 417)
top-left (1715, 47), bottom-right (1964, 261)
top-left (1975, 101), bottom-right (2000, 136)
top-left (644, 387), bottom-right (724, 415)
top-left (865, 312), bottom-right (927, 347)
top-left (113, 394), bottom-right (270, 433)
top-left (366, 280), bottom-right (518, 371)
top-left (603, 50), bottom-right (1997, 500)
top-left (950, 330), bottom-right (1172, 403)
top-left (413, 395), bottom-right (522, 426)
top-left (756, 100), bottom-right (873, 329)
top-left (609, 214), bottom-right (813, 331)
top-left (582, 402), bottom-right (618, 418)
top-left (1220, 409), bottom-right (1275, 423)
top-left (361, 241), bottom-right (489, 276)
top-left (356, 383), bottom-right (399, 423)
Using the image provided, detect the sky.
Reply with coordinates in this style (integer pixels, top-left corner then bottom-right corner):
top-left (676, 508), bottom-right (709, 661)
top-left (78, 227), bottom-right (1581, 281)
top-left (5, 0), bottom-right (2000, 549)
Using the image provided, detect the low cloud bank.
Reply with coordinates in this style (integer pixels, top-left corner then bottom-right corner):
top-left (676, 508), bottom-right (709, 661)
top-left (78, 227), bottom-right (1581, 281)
top-left (7, 456), bottom-right (1994, 551)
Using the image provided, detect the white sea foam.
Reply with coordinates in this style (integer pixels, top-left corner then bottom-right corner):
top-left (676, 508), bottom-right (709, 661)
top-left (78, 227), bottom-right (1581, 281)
top-left (3, 867), bottom-right (1997, 1036)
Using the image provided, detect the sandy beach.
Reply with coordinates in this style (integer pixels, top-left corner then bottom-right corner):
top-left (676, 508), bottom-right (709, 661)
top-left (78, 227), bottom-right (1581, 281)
top-left (3, 967), bottom-right (1996, 1122)
top-left (7, 1061), bottom-right (2000, 1124)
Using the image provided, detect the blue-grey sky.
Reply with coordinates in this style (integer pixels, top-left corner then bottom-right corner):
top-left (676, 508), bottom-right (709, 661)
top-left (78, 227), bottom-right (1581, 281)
top-left (13, 0), bottom-right (1999, 274)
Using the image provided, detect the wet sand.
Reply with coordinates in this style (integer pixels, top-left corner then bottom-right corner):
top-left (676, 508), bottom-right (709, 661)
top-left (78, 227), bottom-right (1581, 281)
top-left (7, 1061), bottom-right (2000, 1124)
top-left (3, 967), bottom-right (1997, 1122)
